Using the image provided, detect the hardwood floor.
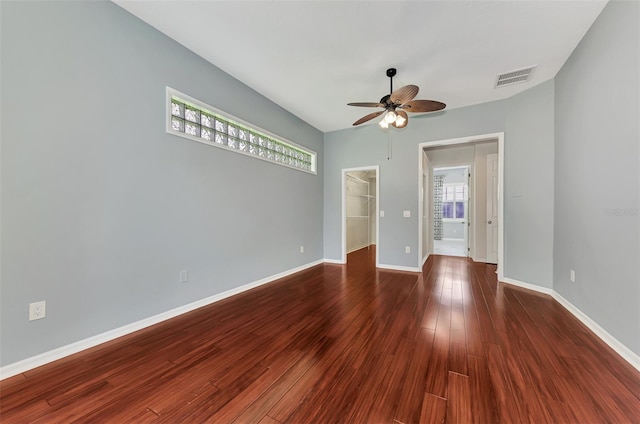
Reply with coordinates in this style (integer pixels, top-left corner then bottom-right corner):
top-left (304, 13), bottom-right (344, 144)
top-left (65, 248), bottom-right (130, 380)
top-left (2, 247), bottom-right (640, 423)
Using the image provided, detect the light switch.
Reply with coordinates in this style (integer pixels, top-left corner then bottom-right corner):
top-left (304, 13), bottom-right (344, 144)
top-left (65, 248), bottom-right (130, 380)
top-left (403, 210), bottom-right (411, 218)
top-left (380, 210), bottom-right (385, 218)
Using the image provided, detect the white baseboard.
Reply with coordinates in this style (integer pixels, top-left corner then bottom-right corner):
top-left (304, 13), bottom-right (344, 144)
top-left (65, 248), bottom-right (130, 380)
top-left (471, 256), bottom-right (487, 263)
top-left (346, 245), bottom-right (368, 254)
top-left (501, 277), bottom-right (640, 372)
top-left (551, 291), bottom-right (640, 372)
top-left (323, 258), bottom-right (346, 264)
top-left (5, 262), bottom-right (637, 379)
top-left (377, 263), bottom-right (420, 273)
top-left (501, 277), bottom-right (553, 295)
top-left (421, 254), bottom-right (430, 267)
top-left (0, 259), bottom-right (324, 380)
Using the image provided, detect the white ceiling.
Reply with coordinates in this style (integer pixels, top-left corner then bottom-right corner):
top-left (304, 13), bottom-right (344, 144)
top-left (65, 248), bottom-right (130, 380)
top-left (113, 0), bottom-right (607, 133)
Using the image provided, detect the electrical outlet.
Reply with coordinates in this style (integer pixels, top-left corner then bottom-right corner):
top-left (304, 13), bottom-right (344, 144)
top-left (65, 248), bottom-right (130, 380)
top-left (405, 246), bottom-right (411, 253)
top-left (570, 269), bottom-right (575, 283)
top-left (179, 270), bottom-right (188, 283)
top-left (29, 301), bottom-right (46, 321)
top-left (300, 245), bottom-right (304, 253)
top-left (403, 210), bottom-right (411, 218)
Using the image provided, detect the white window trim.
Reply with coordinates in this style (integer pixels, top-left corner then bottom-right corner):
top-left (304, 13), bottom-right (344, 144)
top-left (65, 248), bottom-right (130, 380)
top-left (166, 87), bottom-right (317, 174)
top-left (442, 182), bottom-right (467, 220)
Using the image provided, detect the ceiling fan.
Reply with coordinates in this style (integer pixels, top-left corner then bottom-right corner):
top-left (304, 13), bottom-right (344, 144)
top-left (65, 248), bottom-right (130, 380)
top-left (348, 68), bottom-right (446, 129)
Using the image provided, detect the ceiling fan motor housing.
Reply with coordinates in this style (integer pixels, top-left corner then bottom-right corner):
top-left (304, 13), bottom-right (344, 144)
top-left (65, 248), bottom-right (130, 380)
top-left (347, 66), bottom-right (446, 127)
top-left (380, 94), bottom-right (394, 108)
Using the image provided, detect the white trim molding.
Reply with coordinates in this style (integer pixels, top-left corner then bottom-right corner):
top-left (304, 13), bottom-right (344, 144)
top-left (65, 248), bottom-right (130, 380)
top-left (501, 278), bottom-right (640, 372)
top-left (323, 258), bottom-right (346, 265)
top-left (377, 264), bottom-right (420, 273)
top-left (0, 259), bottom-right (324, 380)
top-left (551, 291), bottom-right (640, 372)
top-left (417, 132), bottom-right (504, 278)
top-left (501, 277), bottom-right (553, 295)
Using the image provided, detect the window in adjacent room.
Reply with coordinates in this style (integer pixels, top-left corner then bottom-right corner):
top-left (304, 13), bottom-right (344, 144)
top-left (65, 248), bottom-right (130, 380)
top-left (442, 183), bottom-right (467, 219)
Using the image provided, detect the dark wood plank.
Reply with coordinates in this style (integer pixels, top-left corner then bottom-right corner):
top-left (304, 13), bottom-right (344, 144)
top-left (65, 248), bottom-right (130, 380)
top-left (461, 263), bottom-right (484, 358)
top-left (424, 259), bottom-right (452, 398)
top-left (562, 355), bottom-right (640, 421)
top-left (361, 336), bottom-right (414, 423)
top-left (230, 348), bottom-right (321, 424)
top-left (447, 371), bottom-right (471, 424)
top-left (257, 416), bottom-right (281, 424)
top-left (393, 329), bottom-right (435, 424)
top-left (1, 249), bottom-right (639, 423)
top-left (419, 393), bottom-right (446, 424)
top-left (449, 265), bottom-right (468, 375)
top-left (486, 343), bottom-right (526, 423)
top-left (467, 355), bottom-right (499, 424)
top-left (204, 350), bottom-right (305, 423)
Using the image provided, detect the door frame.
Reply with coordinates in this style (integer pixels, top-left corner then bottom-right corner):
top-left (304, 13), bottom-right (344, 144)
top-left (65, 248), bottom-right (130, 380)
top-left (342, 165), bottom-right (380, 266)
top-left (418, 132), bottom-right (504, 279)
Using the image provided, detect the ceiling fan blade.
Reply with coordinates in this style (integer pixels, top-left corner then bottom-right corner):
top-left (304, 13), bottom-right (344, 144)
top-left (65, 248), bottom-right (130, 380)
top-left (353, 110), bottom-right (384, 126)
top-left (390, 85), bottom-right (419, 104)
top-left (391, 110), bottom-right (408, 129)
top-left (347, 102), bottom-right (384, 108)
top-left (401, 100), bottom-right (446, 113)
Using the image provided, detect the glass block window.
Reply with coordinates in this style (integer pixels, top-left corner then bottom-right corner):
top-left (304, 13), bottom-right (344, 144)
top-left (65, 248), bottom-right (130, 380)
top-left (442, 184), bottom-right (467, 219)
top-left (167, 87), bottom-right (316, 174)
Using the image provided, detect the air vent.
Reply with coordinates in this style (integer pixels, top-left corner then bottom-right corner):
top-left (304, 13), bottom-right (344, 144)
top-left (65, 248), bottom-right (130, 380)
top-left (495, 66), bottom-right (536, 88)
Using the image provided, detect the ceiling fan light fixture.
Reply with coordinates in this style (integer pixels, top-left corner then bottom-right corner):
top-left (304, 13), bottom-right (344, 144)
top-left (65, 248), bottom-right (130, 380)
top-left (347, 67), bottom-right (446, 129)
top-left (384, 110), bottom-right (397, 123)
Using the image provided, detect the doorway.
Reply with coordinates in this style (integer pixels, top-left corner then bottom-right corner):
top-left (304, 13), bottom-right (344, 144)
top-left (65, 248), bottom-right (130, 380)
top-left (342, 166), bottom-right (379, 266)
top-left (418, 133), bottom-right (503, 277)
top-left (433, 166), bottom-right (470, 257)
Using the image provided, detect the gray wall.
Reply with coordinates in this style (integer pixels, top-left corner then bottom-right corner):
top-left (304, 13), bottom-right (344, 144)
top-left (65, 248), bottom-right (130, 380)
top-left (504, 80), bottom-right (556, 288)
top-left (324, 81), bottom-right (555, 281)
top-left (0, 1), bottom-right (324, 366)
top-left (554, 0), bottom-right (640, 355)
top-left (324, 100), bottom-right (508, 267)
top-left (3, 0), bottom-right (637, 369)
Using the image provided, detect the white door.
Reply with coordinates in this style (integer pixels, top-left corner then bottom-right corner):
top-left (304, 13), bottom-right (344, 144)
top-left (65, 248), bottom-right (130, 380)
top-left (486, 153), bottom-right (498, 263)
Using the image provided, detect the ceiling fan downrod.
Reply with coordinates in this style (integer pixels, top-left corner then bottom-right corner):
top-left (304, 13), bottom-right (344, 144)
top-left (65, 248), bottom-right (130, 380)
top-left (382, 68), bottom-right (397, 108)
top-left (386, 68), bottom-right (396, 94)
